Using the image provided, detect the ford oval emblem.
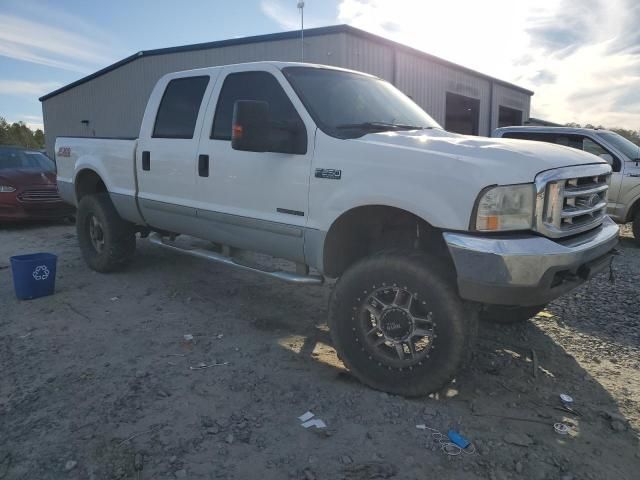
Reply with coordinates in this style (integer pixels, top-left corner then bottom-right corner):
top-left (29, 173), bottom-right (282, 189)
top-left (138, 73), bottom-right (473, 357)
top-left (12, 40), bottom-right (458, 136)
top-left (587, 193), bottom-right (601, 208)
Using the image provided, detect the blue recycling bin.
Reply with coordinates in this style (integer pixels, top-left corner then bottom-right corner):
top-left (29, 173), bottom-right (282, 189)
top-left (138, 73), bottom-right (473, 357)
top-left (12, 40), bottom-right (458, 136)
top-left (10, 253), bottom-right (58, 300)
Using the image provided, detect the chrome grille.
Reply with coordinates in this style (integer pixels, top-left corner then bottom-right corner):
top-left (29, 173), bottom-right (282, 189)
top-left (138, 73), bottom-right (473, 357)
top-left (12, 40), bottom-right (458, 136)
top-left (17, 187), bottom-right (61, 203)
top-left (535, 164), bottom-right (611, 238)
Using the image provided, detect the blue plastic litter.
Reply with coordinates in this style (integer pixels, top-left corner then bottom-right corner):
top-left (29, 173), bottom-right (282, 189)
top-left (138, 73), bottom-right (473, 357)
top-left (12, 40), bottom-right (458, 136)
top-left (447, 430), bottom-right (471, 449)
top-left (10, 253), bottom-right (58, 300)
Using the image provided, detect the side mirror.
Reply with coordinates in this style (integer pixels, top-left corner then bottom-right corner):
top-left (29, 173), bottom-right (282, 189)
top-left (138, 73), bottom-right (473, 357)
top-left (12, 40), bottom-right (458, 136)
top-left (231, 100), bottom-right (271, 152)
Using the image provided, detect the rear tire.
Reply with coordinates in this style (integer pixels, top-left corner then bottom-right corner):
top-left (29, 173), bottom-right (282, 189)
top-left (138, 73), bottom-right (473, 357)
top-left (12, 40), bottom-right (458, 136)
top-left (480, 304), bottom-right (545, 324)
top-left (77, 193), bottom-right (136, 272)
top-left (328, 250), bottom-right (477, 397)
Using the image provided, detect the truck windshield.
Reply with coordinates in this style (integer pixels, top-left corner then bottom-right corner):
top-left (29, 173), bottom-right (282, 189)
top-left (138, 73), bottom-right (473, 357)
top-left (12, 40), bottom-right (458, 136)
top-left (0, 147), bottom-right (55, 171)
top-left (597, 131), bottom-right (640, 160)
top-left (282, 66), bottom-right (441, 139)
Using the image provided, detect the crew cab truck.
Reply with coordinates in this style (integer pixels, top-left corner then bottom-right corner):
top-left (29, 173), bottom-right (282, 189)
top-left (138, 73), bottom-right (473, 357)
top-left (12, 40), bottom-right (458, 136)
top-left (494, 126), bottom-right (640, 243)
top-left (55, 62), bottom-right (619, 397)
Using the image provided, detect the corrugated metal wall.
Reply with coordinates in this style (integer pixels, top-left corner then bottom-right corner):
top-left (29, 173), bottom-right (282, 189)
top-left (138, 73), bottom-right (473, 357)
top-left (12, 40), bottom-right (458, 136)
top-left (342, 34), bottom-right (395, 81)
top-left (491, 83), bottom-right (531, 132)
top-left (42, 31), bottom-right (532, 156)
top-left (394, 50), bottom-right (492, 134)
top-left (42, 34), bottom-right (346, 156)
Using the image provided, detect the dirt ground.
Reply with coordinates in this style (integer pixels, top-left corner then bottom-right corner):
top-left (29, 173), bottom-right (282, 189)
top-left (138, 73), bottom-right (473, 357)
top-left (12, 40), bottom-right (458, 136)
top-left (1, 221), bottom-right (639, 480)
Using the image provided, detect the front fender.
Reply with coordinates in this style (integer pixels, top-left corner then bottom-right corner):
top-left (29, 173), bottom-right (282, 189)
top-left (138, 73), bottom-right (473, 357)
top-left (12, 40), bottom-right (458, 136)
top-left (308, 134), bottom-right (476, 232)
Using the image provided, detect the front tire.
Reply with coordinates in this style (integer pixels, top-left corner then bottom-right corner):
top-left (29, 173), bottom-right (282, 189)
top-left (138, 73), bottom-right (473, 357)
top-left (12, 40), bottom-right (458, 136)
top-left (77, 193), bottom-right (136, 272)
top-left (328, 250), bottom-right (477, 397)
top-left (480, 304), bottom-right (545, 324)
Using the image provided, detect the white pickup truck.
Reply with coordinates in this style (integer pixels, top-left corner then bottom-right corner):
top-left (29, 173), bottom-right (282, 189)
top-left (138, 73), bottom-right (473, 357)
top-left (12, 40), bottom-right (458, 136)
top-left (55, 62), bottom-right (618, 396)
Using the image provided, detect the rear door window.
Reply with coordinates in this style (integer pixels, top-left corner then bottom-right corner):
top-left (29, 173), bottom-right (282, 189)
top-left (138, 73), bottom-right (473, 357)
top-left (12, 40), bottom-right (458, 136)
top-left (153, 76), bottom-right (210, 139)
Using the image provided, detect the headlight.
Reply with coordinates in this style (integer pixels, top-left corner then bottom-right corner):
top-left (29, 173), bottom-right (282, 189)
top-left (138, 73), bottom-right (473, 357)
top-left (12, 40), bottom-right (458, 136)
top-left (473, 184), bottom-right (535, 231)
top-left (0, 185), bottom-right (16, 193)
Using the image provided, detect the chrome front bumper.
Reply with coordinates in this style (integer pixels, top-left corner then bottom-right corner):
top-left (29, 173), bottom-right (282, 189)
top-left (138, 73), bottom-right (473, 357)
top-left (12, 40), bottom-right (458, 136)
top-left (443, 216), bottom-right (619, 306)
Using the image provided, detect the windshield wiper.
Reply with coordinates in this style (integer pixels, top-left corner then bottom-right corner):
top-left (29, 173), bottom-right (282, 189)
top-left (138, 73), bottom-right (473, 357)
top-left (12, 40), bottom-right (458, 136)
top-left (335, 122), bottom-right (427, 132)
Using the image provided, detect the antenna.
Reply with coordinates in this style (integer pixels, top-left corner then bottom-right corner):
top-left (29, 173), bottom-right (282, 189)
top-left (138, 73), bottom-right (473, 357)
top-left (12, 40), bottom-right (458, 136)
top-left (297, 0), bottom-right (305, 61)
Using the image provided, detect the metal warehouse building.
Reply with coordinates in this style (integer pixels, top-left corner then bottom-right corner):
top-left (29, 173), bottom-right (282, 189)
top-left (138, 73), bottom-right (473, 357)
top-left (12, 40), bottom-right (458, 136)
top-left (40, 25), bottom-right (533, 157)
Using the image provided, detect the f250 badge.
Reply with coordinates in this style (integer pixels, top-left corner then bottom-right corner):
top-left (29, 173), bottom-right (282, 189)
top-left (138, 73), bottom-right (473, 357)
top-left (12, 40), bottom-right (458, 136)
top-left (315, 168), bottom-right (341, 180)
top-left (57, 146), bottom-right (71, 157)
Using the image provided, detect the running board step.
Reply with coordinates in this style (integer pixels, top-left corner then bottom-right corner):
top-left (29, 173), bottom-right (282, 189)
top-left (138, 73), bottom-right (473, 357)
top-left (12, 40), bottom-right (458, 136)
top-left (148, 233), bottom-right (323, 285)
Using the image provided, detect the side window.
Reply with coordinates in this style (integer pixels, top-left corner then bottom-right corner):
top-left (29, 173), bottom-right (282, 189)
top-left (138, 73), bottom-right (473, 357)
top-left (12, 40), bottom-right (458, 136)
top-left (582, 138), bottom-right (608, 156)
top-left (153, 76), bottom-right (210, 139)
top-left (502, 132), bottom-right (555, 143)
top-left (502, 132), bottom-right (531, 140)
top-left (211, 71), bottom-right (306, 153)
top-left (581, 137), bottom-right (620, 172)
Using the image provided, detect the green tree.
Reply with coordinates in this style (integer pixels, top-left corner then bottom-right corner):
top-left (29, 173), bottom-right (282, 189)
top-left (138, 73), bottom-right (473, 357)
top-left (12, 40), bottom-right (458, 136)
top-left (0, 116), bottom-right (45, 149)
top-left (609, 128), bottom-right (640, 146)
top-left (34, 129), bottom-right (45, 147)
top-left (0, 117), bottom-right (10, 145)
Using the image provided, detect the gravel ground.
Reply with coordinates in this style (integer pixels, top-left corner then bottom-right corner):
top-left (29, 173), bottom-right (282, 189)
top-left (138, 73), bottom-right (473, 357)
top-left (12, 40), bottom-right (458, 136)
top-left (1, 221), bottom-right (639, 480)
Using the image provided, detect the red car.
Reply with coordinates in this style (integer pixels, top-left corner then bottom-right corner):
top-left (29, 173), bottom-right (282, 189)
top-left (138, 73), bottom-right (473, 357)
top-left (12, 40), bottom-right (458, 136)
top-left (0, 145), bottom-right (75, 222)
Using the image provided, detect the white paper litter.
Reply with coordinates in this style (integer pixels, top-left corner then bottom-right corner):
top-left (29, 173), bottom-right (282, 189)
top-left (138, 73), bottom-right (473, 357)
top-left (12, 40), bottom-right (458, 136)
top-left (297, 411), bottom-right (326, 429)
top-left (301, 419), bottom-right (326, 429)
top-left (298, 411), bottom-right (314, 422)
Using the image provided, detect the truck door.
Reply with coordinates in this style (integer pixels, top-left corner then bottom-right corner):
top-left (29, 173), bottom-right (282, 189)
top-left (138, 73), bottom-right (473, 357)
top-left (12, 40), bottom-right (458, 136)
top-left (136, 73), bottom-right (217, 232)
top-left (579, 135), bottom-right (623, 213)
top-left (194, 66), bottom-right (314, 262)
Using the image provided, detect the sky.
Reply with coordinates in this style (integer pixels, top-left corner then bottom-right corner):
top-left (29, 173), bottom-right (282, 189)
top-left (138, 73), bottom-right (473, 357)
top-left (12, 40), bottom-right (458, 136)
top-left (1, 0), bottom-right (638, 132)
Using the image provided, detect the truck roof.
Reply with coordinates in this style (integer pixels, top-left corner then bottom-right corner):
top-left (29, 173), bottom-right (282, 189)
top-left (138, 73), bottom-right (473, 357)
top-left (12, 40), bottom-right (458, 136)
top-left (163, 61), bottom-right (378, 79)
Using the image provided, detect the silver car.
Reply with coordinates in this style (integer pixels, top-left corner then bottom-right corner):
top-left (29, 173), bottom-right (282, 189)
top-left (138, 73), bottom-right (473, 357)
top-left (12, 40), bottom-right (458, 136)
top-left (493, 126), bottom-right (640, 243)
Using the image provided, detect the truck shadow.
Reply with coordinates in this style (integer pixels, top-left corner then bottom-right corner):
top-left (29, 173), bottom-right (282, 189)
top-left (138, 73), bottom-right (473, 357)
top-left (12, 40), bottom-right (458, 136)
top-left (123, 242), bottom-right (640, 478)
top-left (219, 272), bottom-right (638, 477)
top-left (239, 284), bottom-right (639, 478)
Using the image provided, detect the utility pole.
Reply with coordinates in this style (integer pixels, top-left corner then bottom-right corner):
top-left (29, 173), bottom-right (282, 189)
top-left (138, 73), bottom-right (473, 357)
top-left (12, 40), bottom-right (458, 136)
top-left (297, 1), bottom-right (305, 61)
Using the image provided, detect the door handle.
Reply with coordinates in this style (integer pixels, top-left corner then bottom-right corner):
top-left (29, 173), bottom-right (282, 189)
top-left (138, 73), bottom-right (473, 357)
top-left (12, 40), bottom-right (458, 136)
top-left (142, 151), bottom-right (150, 171)
top-left (198, 154), bottom-right (209, 177)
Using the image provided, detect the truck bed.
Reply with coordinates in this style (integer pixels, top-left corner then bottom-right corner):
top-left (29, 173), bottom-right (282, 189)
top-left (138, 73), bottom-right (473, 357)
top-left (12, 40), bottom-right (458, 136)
top-left (55, 137), bottom-right (138, 207)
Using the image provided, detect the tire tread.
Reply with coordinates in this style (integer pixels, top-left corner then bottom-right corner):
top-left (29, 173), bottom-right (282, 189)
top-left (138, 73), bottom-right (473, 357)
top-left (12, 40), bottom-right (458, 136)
top-left (328, 249), bottom-right (477, 397)
top-left (77, 193), bottom-right (135, 272)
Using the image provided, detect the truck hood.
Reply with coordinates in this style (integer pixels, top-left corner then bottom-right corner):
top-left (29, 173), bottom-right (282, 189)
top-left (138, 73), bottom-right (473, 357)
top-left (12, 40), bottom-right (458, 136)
top-left (311, 128), bottom-right (611, 233)
top-left (358, 128), bottom-right (606, 182)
